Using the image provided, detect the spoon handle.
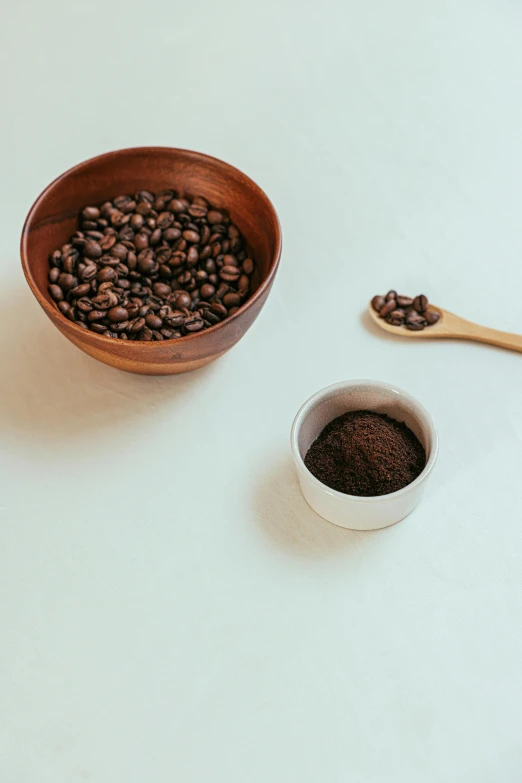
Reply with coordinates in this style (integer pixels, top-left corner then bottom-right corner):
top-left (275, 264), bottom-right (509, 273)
top-left (447, 313), bottom-right (522, 354)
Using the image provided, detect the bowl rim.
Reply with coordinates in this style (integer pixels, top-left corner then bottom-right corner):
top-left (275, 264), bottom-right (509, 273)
top-left (20, 146), bottom-right (282, 349)
top-left (290, 379), bottom-right (439, 503)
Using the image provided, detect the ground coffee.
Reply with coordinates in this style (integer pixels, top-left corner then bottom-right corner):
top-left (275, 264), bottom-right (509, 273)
top-left (304, 410), bottom-right (426, 497)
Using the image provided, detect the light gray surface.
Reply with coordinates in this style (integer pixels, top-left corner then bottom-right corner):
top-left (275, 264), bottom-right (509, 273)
top-left (2, 1), bottom-right (522, 781)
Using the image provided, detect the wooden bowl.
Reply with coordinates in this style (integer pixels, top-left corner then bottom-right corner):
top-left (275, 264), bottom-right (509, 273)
top-left (21, 147), bottom-right (282, 375)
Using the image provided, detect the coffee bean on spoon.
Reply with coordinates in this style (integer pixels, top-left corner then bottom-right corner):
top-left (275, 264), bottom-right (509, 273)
top-left (379, 299), bottom-right (397, 318)
top-left (371, 295), bottom-right (386, 313)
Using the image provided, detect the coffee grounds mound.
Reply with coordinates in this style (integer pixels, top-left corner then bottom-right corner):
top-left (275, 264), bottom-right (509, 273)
top-left (304, 410), bottom-right (426, 497)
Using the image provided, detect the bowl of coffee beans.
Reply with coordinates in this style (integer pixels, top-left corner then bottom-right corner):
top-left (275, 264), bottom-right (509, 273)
top-left (291, 380), bottom-right (438, 530)
top-left (21, 147), bottom-right (282, 374)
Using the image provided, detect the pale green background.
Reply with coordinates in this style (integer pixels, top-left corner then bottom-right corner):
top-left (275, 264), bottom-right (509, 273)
top-left (2, 1), bottom-right (522, 781)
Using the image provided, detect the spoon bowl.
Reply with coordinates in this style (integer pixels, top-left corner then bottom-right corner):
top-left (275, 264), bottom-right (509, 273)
top-left (367, 301), bottom-right (522, 353)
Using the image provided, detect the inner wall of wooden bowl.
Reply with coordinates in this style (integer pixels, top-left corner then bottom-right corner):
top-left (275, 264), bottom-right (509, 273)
top-left (25, 149), bottom-right (278, 303)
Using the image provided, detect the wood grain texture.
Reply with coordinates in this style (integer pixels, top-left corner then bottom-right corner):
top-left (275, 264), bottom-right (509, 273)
top-left (368, 303), bottom-right (522, 354)
top-left (21, 147), bottom-right (282, 375)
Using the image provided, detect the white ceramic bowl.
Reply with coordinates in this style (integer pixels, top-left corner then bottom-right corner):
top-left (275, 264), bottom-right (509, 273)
top-left (290, 380), bottom-right (438, 531)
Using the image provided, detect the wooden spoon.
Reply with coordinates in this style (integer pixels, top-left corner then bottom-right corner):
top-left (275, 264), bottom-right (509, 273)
top-left (367, 303), bottom-right (522, 354)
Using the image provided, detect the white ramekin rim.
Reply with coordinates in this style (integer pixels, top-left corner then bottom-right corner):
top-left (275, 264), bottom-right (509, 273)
top-left (290, 379), bottom-right (439, 503)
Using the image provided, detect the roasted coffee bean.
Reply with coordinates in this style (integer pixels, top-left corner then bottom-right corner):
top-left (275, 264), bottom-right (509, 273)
top-left (152, 282), bottom-right (171, 298)
top-left (77, 297), bottom-right (94, 313)
top-left (220, 265), bottom-right (240, 282)
top-left (49, 284), bottom-right (64, 302)
top-left (424, 310), bottom-right (440, 325)
top-left (379, 299), bottom-right (397, 318)
top-left (84, 240), bottom-right (102, 259)
top-left (406, 320), bottom-right (426, 331)
top-left (396, 295), bottom-right (413, 308)
top-left (107, 306), bottom-right (129, 323)
top-left (48, 190), bottom-right (254, 339)
top-left (211, 302), bottom-right (228, 318)
top-left (371, 295), bottom-right (386, 313)
top-left (385, 290), bottom-right (397, 301)
top-left (184, 316), bottom-right (204, 333)
top-left (200, 284), bottom-right (216, 300)
top-left (413, 294), bottom-right (428, 313)
top-left (165, 313), bottom-right (185, 328)
top-left (223, 292), bottom-right (241, 308)
top-left (82, 206), bottom-right (100, 221)
top-left (58, 273), bottom-right (78, 292)
top-left (100, 233), bottom-right (117, 251)
top-left (70, 283), bottom-right (91, 298)
top-left (182, 229), bottom-right (200, 243)
top-left (386, 309), bottom-right (405, 326)
top-left (128, 317), bottom-right (146, 333)
top-left (174, 292), bottom-right (192, 309)
top-left (145, 313), bottom-right (163, 330)
top-left (97, 267), bottom-right (117, 283)
top-left (49, 267), bottom-right (61, 284)
top-left (137, 249), bottom-right (156, 275)
top-left (81, 264), bottom-right (97, 281)
top-left (242, 258), bottom-right (254, 275)
top-left (88, 309), bottom-right (107, 322)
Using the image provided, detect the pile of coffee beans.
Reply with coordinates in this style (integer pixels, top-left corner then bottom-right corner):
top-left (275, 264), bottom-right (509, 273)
top-left (48, 190), bottom-right (255, 340)
top-left (371, 291), bottom-right (440, 331)
top-left (305, 410), bottom-right (426, 496)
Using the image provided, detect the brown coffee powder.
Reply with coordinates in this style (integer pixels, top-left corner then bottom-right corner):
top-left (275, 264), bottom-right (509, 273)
top-left (304, 410), bottom-right (426, 497)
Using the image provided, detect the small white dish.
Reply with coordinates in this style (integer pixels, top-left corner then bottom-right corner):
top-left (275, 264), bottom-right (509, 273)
top-left (290, 380), bottom-right (438, 531)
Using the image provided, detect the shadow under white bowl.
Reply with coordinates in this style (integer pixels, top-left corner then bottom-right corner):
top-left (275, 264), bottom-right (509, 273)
top-left (290, 380), bottom-right (438, 531)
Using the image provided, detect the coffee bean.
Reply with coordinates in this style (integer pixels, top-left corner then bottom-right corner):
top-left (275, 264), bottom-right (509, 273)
top-left (49, 267), bottom-right (60, 284)
top-left (77, 297), bottom-right (94, 313)
top-left (88, 309), bottom-right (107, 322)
top-left (84, 241), bottom-right (102, 259)
top-left (385, 290), bottom-right (397, 301)
top-left (128, 317), bottom-right (146, 333)
top-left (223, 292), bottom-right (241, 308)
top-left (137, 249), bottom-right (156, 275)
top-left (424, 309), bottom-right (440, 325)
top-left (49, 284), bottom-right (64, 302)
top-left (396, 295), bottom-right (413, 308)
top-left (145, 313), bottom-right (162, 329)
top-left (152, 282), bottom-right (171, 298)
top-left (200, 284), bottom-right (216, 300)
top-left (379, 299), bottom-right (396, 318)
top-left (184, 316), bottom-right (204, 333)
top-left (220, 265), bottom-right (240, 282)
top-left (242, 258), bottom-right (254, 275)
top-left (406, 321), bottom-right (426, 331)
top-left (211, 302), bottom-right (228, 318)
top-left (413, 295), bottom-right (428, 313)
top-left (48, 190), bottom-right (254, 340)
top-left (386, 310), bottom-right (405, 326)
top-left (71, 283), bottom-right (91, 298)
top-left (371, 295), bottom-right (386, 313)
top-left (80, 264), bottom-right (97, 281)
top-left (82, 206), bottom-right (100, 221)
top-left (97, 267), bottom-right (117, 283)
top-left (182, 229), bottom-right (200, 243)
top-left (174, 292), bottom-right (192, 309)
top-left (107, 306), bottom-right (128, 323)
